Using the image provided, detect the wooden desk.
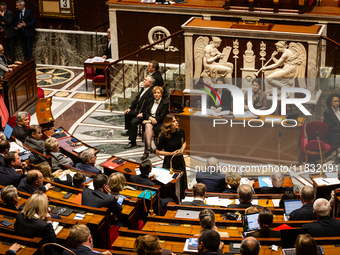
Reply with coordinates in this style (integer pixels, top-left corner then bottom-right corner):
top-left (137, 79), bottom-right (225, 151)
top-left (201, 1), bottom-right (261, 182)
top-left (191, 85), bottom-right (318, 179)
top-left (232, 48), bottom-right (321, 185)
top-left (101, 156), bottom-right (183, 202)
top-left (174, 107), bottom-right (305, 165)
top-left (310, 174), bottom-right (340, 200)
top-left (0, 59), bottom-right (38, 117)
top-left (83, 58), bottom-right (110, 91)
top-left (44, 127), bottom-right (99, 163)
top-left (0, 232), bottom-right (42, 255)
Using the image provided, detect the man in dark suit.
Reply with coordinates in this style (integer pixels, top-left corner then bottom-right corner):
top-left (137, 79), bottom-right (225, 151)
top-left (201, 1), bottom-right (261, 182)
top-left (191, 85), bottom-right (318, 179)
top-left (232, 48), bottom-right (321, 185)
top-left (82, 173), bottom-right (122, 221)
top-left (148, 60), bottom-right (164, 87)
top-left (75, 149), bottom-right (101, 174)
top-left (12, 111), bottom-right (29, 143)
top-left (63, 224), bottom-right (112, 255)
top-left (15, 0), bottom-right (36, 61)
top-left (198, 229), bottom-right (221, 255)
top-left (24, 125), bottom-right (44, 154)
top-left (302, 198), bottom-right (340, 237)
top-left (196, 157), bottom-right (227, 193)
top-left (324, 93), bottom-right (340, 145)
top-left (182, 183), bottom-right (211, 207)
top-left (0, 152), bottom-right (26, 187)
top-left (0, 3), bottom-right (17, 62)
top-left (95, 28), bottom-right (111, 76)
top-left (260, 172), bottom-right (293, 194)
top-left (17, 170), bottom-right (52, 194)
top-left (0, 139), bottom-right (10, 166)
top-left (227, 184), bottom-right (263, 209)
top-left (289, 186), bottom-right (316, 221)
top-left (240, 237), bottom-right (260, 255)
top-left (1, 185), bottom-right (19, 210)
top-left (123, 75), bottom-right (155, 148)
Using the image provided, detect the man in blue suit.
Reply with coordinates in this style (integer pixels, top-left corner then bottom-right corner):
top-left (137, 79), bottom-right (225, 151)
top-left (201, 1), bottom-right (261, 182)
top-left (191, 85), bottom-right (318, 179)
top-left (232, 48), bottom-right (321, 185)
top-left (15, 0), bottom-right (35, 61)
top-left (75, 149), bottom-right (101, 175)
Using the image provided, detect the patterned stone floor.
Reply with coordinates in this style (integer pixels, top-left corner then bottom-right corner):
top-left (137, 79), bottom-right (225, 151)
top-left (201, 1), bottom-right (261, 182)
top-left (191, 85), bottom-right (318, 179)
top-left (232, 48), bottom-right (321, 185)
top-left (29, 65), bottom-right (340, 191)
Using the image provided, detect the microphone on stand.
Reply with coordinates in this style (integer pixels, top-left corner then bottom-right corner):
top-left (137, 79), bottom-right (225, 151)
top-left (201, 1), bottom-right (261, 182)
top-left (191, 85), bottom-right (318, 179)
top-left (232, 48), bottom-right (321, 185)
top-left (315, 131), bottom-right (323, 176)
top-left (278, 132), bottom-right (282, 166)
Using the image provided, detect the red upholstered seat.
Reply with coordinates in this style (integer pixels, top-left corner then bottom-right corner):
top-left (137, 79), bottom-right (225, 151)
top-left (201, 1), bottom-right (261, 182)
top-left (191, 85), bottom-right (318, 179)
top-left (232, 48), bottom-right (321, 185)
top-left (0, 95), bottom-right (9, 129)
top-left (93, 75), bottom-right (105, 82)
top-left (305, 140), bottom-right (327, 151)
top-left (86, 68), bottom-right (94, 79)
top-left (37, 87), bottom-right (45, 98)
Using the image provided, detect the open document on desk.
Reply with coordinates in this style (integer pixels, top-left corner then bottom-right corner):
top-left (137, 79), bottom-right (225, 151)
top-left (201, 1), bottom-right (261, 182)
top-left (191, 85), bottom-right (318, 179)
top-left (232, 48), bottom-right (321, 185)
top-left (135, 167), bottom-right (174, 184)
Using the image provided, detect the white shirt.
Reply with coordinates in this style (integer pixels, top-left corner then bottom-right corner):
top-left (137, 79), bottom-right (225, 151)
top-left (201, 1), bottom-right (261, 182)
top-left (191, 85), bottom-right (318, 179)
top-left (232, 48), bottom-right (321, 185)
top-left (139, 86), bottom-right (150, 100)
top-left (150, 98), bottom-right (161, 117)
top-left (332, 107), bottom-right (340, 122)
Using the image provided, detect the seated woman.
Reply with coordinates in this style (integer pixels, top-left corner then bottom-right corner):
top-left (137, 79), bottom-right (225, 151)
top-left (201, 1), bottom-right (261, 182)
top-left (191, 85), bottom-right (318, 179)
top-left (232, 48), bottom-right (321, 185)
top-left (279, 190), bottom-right (297, 208)
top-left (246, 208), bottom-right (280, 238)
top-left (1, 185), bottom-right (19, 210)
top-left (199, 208), bottom-right (229, 238)
top-left (244, 79), bottom-right (267, 111)
top-left (109, 172), bottom-right (126, 198)
top-left (141, 86), bottom-right (169, 161)
top-left (44, 137), bottom-right (73, 172)
top-left (14, 191), bottom-right (59, 254)
top-left (324, 93), bottom-right (340, 145)
top-left (223, 172), bottom-right (241, 193)
top-left (295, 234), bottom-right (317, 255)
top-left (134, 234), bottom-right (167, 255)
top-left (209, 77), bottom-right (232, 113)
top-left (38, 161), bottom-right (72, 186)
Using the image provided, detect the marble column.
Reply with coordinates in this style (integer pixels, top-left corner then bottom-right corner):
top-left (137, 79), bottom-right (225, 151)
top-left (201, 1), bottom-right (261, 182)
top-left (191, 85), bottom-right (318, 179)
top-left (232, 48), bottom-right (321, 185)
top-left (307, 41), bottom-right (319, 99)
top-left (109, 9), bottom-right (119, 60)
top-left (184, 33), bottom-right (193, 92)
top-left (319, 21), bottom-right (327, 67)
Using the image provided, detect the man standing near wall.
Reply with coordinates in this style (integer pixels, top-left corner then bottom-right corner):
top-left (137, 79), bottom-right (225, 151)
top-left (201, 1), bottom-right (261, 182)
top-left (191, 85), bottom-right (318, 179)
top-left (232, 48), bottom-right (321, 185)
top-left (15, 0), bottom-right (35, 61)
top-left (0, 2), bottom-right (16, 61)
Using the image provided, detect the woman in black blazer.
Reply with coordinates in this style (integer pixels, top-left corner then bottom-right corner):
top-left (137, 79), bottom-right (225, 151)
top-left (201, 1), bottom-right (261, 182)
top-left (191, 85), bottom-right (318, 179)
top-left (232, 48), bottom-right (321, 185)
top-left (141, 86), bottom-right (169, 160)
top-left (14, 191), bottom-right (58, 254)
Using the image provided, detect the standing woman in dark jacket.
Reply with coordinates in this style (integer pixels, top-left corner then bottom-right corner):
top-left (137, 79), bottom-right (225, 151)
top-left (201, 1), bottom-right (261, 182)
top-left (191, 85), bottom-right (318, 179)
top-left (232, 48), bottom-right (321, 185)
top-left (141, 86), bottom-right (169, 161)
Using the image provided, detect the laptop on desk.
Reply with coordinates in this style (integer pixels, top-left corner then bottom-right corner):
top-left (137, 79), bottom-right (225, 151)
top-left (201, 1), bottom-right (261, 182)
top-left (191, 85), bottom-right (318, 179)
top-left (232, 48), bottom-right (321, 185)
top-left (3, 124), bottom-right (13, 140)
top-left (175, 209), bottom-right (200, 219)
top-left (280, 228), bottom-right (308, 255)
top-left (284, 200), bottom-right (303, 220)
top-left (242, 212), bottom-right (260, 237)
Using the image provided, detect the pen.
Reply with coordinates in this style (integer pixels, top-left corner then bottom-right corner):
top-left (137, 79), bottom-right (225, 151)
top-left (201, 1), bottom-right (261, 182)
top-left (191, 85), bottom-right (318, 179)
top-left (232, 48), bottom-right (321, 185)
top-left (322, 179), bottom-right (329, 184)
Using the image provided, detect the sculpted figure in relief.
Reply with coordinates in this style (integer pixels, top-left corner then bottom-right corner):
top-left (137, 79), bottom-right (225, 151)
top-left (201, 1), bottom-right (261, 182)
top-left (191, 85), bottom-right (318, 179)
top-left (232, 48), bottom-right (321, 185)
top-left (194, 36), bottom-right (233, 78)
top-left (262, 41), bottom-right (306, 91)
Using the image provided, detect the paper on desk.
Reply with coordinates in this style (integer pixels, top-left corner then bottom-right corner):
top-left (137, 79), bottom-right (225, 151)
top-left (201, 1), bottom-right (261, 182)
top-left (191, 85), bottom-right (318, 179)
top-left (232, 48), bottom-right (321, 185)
top-left (272, 199), bottom-right (280, 207)
top-left (314, 177), bottom-right (340, 186)
top-left (181, 197), bottom-right (194, 203)
top-left (234, 111), bottom-right (256, 118)
top-left (183, 238), bottom-right (198, 253)
top-left (205, 197), bottom-right (233, 207)
top-left (52, 221), bottom-right (59, 230)
top-left (150, 167), bottom-right (173, 185)
top-left (9, 142), bottom-right (26, 153)
top-left (258, 177), bottom-right (273, 187)
top-left (240, 178), bottom-right (249, 185)
top-left (74, 213), bottom-right (85, 220)
top-left (265, 117), bottom-right (282, 123)
top-left (135, 168), bottom-right (141, 175)
top-left (87, 182), bottom-right (94, 190)
top-left (84, 58), bottom-right (93, 63)
top-left (252, 199), bottom-right (259, 205)
top-left (91, 57), bottom-right (106, 62)
top-left (55, 226), bottom-right (63, 235)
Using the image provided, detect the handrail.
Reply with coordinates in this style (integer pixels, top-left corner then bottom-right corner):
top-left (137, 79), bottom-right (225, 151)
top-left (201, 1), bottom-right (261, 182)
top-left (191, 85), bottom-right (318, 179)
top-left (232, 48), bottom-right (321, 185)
top-left (322, 36), bottom-right (340, 47)
top-left (107, 29), bottom-right (184, 69)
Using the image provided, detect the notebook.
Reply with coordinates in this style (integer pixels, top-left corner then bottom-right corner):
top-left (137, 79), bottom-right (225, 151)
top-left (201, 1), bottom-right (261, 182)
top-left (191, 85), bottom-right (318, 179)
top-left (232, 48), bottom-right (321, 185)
top-left (280, 228), bottom-right (308, 255)
top-left (3, 124), bottom-right (13, 139)
top-left (284, 200), bottom-right (303, 217)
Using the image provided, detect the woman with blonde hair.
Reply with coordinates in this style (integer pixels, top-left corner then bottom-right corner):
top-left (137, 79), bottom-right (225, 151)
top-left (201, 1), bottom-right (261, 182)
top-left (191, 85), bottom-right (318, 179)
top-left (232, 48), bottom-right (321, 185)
top-left (295, 234), bottom-right (317, 255)
top-left (134, 234), bottom-right (163, 255)
top-left (44, 137), bottom-right (73, 172)
top-left (224, 172), bottom-right (241, 193)
top-left (38, 161), bottom-right (72, 186)
top-left (14, 191), bottom-right (58, 251)
top-left (109, 172), bottom-right (126, 198)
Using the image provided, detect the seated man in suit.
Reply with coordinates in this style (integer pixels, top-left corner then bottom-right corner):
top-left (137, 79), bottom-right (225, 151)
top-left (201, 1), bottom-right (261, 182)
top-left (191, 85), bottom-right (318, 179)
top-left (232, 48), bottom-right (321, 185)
top-left (75, 149), bottom-right (101, 174)
top-left (24, 125), bottom-right (44, 154)
top-left (1, 184), bottom-right (19, 210)
top-left (196, 157), bottom-right (226, 193)
top-left (181, 183), bottom-right (211, 207)
top-left (289, 186), bottom-right (316, 221)
top-left (130, 159), bottom-right (174, 210)
top-left (17, 169), bottom-right (53, 194)
top-left (260, 172), bottom-right (293, 194)
top-left (73, 171), bottom-right (86, 189)
top-left (302, 198), bottom-right (340, 237)
top-left (44, 137), bottom-right (74, 172)
top-left (240, 237), bottom-right (260, 255)
top-left (0, 152), bottom-right (26, 187)
top-left (324, 93), bottom-right (340, 145)
top-left (12, 111), bottom-right (29, 143)
top-left (82, 173), bottom-right (122, 225)
top-left (227, 184), bottom-right (263, 209)
top-left (63, 224), bottom-right (111, 255)
top-left (0, 140), bottom-right (10, 166)
top-left (198, 229), bottom-right (221, 255)
top-left (122, 75), bottom-right (155, 148)
top-left (148, 60), bottom-right (164, 87)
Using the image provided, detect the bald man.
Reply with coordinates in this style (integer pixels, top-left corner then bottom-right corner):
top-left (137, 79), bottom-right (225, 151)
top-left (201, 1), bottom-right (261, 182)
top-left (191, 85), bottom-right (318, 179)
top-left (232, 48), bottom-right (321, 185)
top-left (240, 237), bottom-right (260, 255)
top-left (290, 186), bottom-right (317, 221)
top-left (17, 170), bottom-right (53, 194)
